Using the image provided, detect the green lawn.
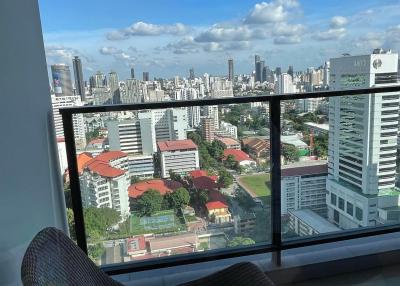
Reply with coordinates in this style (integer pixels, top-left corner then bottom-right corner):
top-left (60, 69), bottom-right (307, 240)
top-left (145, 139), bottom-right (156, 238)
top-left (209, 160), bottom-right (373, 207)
top-left (239, 174), bottom-right (271, 197)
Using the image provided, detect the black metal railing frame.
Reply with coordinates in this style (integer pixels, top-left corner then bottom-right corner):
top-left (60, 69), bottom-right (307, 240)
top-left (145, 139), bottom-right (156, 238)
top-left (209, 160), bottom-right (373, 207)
top-left (60, 86), bottom-right (400, 275)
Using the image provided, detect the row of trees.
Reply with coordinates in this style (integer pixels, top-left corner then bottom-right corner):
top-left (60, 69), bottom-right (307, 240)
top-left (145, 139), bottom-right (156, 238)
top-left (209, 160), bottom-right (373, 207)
top-left (135, 187), bottom-right (190, 217)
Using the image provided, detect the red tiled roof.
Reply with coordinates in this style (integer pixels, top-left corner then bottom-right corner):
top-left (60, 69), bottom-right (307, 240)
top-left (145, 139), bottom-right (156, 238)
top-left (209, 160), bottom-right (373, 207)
top-left (93, 151), bottom-right (127, 162)
top-left (128, 179), bottom-right (182, 198)
top-left (206, 201), bottom-right (228, 210)
top-left (77, 152), bottom-right (93, 174)
top-left (83, 151), bottom-right (127, 178)
top-left (157, 139), bottom-right (198, 152)
top-left (57, 137), bottom-right (65, 143)
top-left (209, 190), bottom-right (226, 203)
top-left (87, 138), bottom-right (105, 145)
top-left (282, 163), bottom-right (328, 177)
top-left (189, 170), bottom-right (208, 178)
top-left (216, 137), bottom-right (240, 147)
top-left (223, 149), bottom-right (253, 162)
top-left (85, 160), bottom-right (126, 178)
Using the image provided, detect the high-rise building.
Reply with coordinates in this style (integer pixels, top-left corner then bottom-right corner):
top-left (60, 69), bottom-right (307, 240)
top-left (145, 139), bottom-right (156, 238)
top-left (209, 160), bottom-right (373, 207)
top-left (94, 71), bottom-right (105, 88)
top-left (255, 59), bottom-right (264, 83)
top-left (189, 68), bottom-right (195, 80)
top-left (51, 94), bottom-right (86, 148)
top-left (323, 61), bottom-right (330, 87)
top-left (51, 64), bottom-right (73, 97)
top-left (288, 65), bottom-right (294, 78)
top-left (175, 88), bottom-right (201, 128)
top-left (275, 67), bottom-right (282, 76)
top-left (108, 71), bottom-right (120, 104)
top-left (130, 67), bottom-right (135, 79)
top-left (262, 67), bottom-right (267, 83)
top-left (143, 72), bottom-right (149, 82)
top-left (123, 79), bottom-right (143, 103)
top-left (228, 59), bottom-right (234, 81)
top-left (205, 105), bottom-right (219, 129)
top-left (326, 50), bottom-right (400, 229)
top-left (201, 117), bottom-right (215, 143)
top-left (72, 56), bottom-right (85, 101)
top-left (276, 73), bottom-right (294, 94)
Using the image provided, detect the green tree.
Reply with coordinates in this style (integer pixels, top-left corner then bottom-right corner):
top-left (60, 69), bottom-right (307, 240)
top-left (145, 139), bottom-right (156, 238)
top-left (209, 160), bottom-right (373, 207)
top-left (136, 189), bottom-right (163, 216)
top-left (198, 189), bottom-right (209, 205)
top-left (199, 242), bottom-right (209, 250)
top-left (165, 187), bottom-right (190, 210)
top-left (85, 128), bottom-right (100, 143)
top-left (88, 243), bottom-right (105, 261)
top-left (282, 144), bottom-right (300, 162)
top-left (66, 208), bottom-right (76, 241)
top-left (209, 140), bottom-right (226, 161)
top-left (64, 182), bottom-right (72, 209)
top-left (84, 207), bottom-right (120, 240)
top-left (218, 169), bottom-right (234, 188)
top-left (130, 176), bottom-right (140, 185)
top-left (224, 154), bottom-right (237, 169)
top-left (227, 237), bottom-right (256, 247)
top-left (169, 170), bottom-right (183, 183)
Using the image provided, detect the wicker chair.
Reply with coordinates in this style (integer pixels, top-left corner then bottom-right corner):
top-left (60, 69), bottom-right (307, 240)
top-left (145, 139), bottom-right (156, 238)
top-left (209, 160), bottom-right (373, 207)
top-left (21, 227), bottom-right (122, 286)
top-left (21, 227), bottom-right (275, 286)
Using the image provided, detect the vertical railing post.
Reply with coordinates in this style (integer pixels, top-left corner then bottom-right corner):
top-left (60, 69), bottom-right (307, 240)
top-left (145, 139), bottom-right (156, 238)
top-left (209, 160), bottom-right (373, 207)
top-left (269, 98), bottom-right (282, 266)
top-left (61, 111), bottom-right (88, 254)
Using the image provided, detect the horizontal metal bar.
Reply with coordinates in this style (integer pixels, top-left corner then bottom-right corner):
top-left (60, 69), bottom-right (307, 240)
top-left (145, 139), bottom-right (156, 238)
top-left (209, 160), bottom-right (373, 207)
top-left (60, 86), bottom-right (400, 115)
top-left (281, 223), bottom-right (400, 250)
top-left (101, 242), bottom-right (274, 276)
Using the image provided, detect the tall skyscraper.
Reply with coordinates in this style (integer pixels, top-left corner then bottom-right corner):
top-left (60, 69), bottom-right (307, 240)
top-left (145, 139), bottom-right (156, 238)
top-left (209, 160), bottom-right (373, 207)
top-left (275, 67), bottom-right (282, 76)
top-left (130, 67), bottom-right (135, 79)
top-left (143, 72), bottom-right (149, 81)
top-left (51, 64), bottom-right (73, 97)
top-left (262, 66), bottom-right (267, 82)
top-left (326, 50), bottom-right (400, 229)
top-left (94, 71), bottom-right (105, 88)
top-left (228, 58), bottom-right (234, 81)
top-left (276, 73), bottom-right (294, 94)
top-left (72, 56), bottom-right (85, 101)
top-left (255, 59), bottom-right (264, 83)
top-left (108, 71), bottom-right (120, 104)
top-left (323, 61), bottom-right (330, 87)
top-left (189, 68), bottom-right (195, 80)
top-left (288, 65), bottom-right (294, 78)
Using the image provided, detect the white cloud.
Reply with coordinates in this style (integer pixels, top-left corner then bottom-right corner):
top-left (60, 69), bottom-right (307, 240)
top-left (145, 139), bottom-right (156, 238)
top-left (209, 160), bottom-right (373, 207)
top-left (244, 0), bottom-right (299, 24)
top-left (274, 35), bottom-right (301, 44)
top-left (272, 22), bottom-right (305, 36)
top-left (160, 36), bottom-right (200, 54)
top-left (330, 16), bottom-right (348, 28)
top-left (195, 25), bottom-right (263, 42)
top-left (314, 28), bottom-right (346, 41)
top-left (99, 46), bottom-right (122, 55)
top-left (355, 33), bottom-right (384, 49)
top-left (107, 22), bottom-right (190, 40)
top-left (45, 45), bottom-right (77, 60)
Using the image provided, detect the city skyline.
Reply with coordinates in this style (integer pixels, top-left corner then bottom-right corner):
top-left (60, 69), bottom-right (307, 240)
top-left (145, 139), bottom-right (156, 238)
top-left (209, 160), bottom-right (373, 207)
top-left (40, 0), bottom-right (400, 79)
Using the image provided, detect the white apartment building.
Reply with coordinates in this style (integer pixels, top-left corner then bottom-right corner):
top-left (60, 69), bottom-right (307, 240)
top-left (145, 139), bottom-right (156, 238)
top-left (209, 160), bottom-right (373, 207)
top-left (276, 73), bottom-right (294, 94)
top-left (326, 50), bottom-right (400, 229)
top-left (210, 78), bottom-right (234, 98)
top-left (288, 209), bottom-right (340, 237)
top-left (158, 139), bottom-right (200, 178)
top-left (51, 94), bottom-right (86, 148)
top-left (128, 155), bottom-right (155, 178)
top-left (175, 88), bottom-right (201, 128)
top-left (80, 151), bottom-right (131, 218)
top-left (281, 160), bottom-right (328, 217)
top-left (295, 97), bottom-right (324, 113)
top-left (217, 121), bottom-right (238, 139)
top-left (204, 105), bottom-right (219, 129)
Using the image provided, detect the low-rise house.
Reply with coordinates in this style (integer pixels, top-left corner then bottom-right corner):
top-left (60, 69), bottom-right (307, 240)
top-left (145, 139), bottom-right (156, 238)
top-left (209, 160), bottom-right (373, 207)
top-left (206, 201), bottom-right (232, 224)
top-left (223, 149), bottom-right (256, 167)
top-left (216, 137), bottom-right (241, 150)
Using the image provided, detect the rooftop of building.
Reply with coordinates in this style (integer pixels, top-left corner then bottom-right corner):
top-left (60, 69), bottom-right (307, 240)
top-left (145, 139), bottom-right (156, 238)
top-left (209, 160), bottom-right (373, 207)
top-left (215, 137), bottom-right (240, 147)
top-left (289, 209), bottom-right (340, 234)
top-left (304, 122), bottom-right (329, 131)
top-left (148, 233), bottom-right (197, 251)
top-left (333, 179), bottom-right (400, 198)
top-left (126, 235), bottom-right (146, 252)
top-left (223, 149), bottom-right (253, 162)
top-left (206, 201), bottom-right (229, 210)
top-left (157, 139), bottom-right (198, 152)
top-left (242, 137), bottom-right (270, 151)
top-left (77, 152), bottom-right (93, 174)
top-left (128, 179), bottom-right (182, 199)
top-left (282, 160), bottom-right (328, 177)
top-left (281, 134), bottom-right (308, 148)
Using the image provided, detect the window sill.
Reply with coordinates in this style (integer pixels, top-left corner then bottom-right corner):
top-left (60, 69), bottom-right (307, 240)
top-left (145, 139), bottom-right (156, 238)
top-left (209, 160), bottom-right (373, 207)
top-left (113, 231), bottom-right (400, 285)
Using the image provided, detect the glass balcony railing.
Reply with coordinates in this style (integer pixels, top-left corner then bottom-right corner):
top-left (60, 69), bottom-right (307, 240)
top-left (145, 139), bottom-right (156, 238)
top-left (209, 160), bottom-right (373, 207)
top-left (60, 85), bottom-right (400, 275)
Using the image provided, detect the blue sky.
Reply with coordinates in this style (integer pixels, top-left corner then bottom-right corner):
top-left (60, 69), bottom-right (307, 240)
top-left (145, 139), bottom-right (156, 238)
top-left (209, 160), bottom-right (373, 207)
top-left (39, 0), bottom-right (400, 79)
